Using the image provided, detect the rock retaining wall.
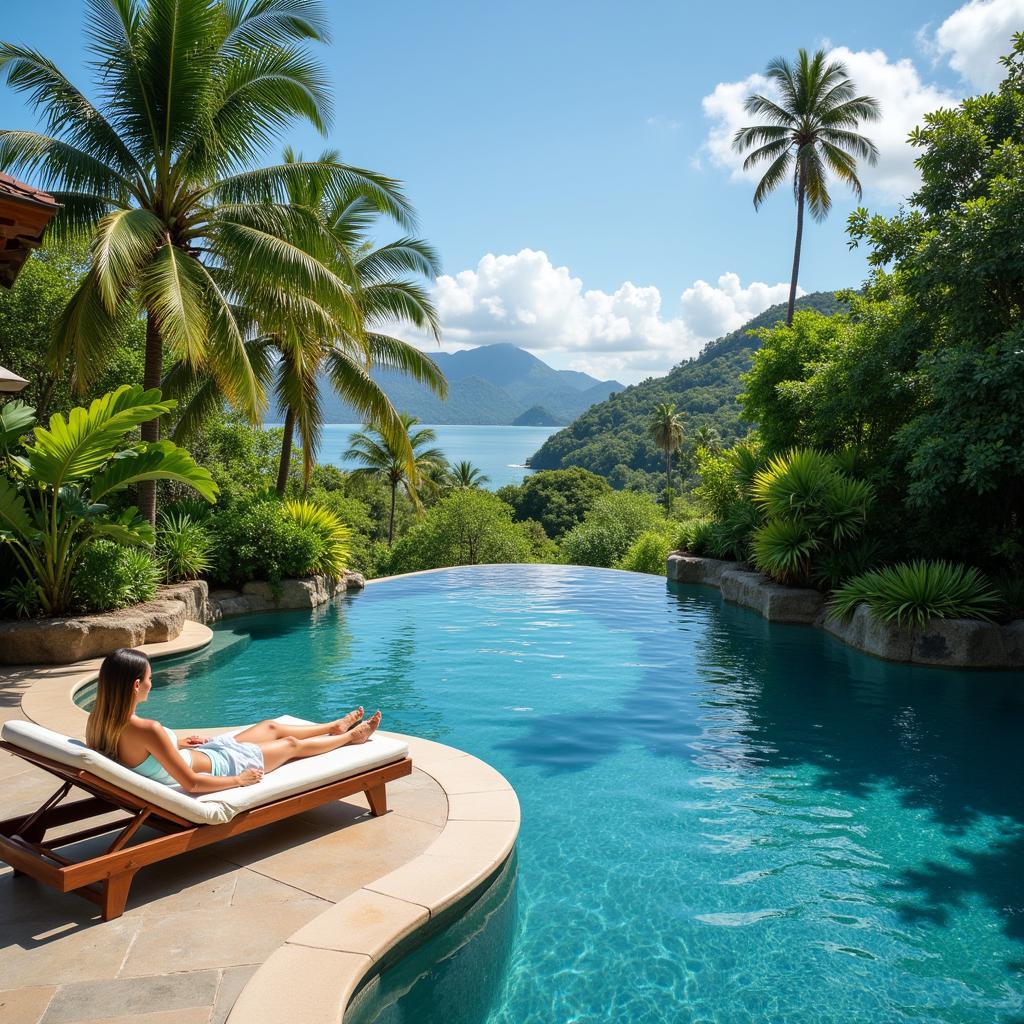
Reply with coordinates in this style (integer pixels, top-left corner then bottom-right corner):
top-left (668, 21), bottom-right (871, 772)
top-left (0, 572), bottom-right (366, 665)
top-left (667, 552), bottom-right (1024, 669)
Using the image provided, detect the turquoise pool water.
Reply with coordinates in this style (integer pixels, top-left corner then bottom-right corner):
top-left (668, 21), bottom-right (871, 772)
top-left (136, 565), bottom-right (1024, 1023)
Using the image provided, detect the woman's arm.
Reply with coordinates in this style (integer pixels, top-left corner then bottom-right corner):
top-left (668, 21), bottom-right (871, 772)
top-left (140, 721), bottom-right (261, 793)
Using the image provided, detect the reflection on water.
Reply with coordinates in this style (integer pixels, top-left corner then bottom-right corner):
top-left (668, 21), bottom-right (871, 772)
top-left (347, 856), bottom-right (518, 1024)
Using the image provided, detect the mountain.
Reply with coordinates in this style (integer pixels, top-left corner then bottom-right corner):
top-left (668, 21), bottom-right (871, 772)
top-left (512, 405), bottom-right (563, 426)
top-left (528, 292), bottom-right (845, 486)
top-left (317, 343), bottom-right (624, 425)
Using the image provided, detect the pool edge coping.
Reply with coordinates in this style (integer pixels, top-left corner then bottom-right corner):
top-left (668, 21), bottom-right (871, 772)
top-left (4, 620), bottom-right (521, 1024)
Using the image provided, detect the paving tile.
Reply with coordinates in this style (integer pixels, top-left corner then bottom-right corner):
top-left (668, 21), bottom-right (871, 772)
top-left (41, 971), bottom-right (219, 1023)
top-left (0, 986), bottom-right (54, 1024)
top-left (122, 855), bottom-right (238, 919)
top-left (228, 871), bottom-right (316, 908)
top-left (63, 1009), bottom-right (210, 1024)
top-left (421, 755), bottom-right (512, 796)
top-left (425, 819), bottom-right (518, 863)
top-left (446, 790), bottom-right (520, 822)
top-left (366, 851), bottom-right (501, 916)
top-left (210, 966), bottom-right (257, 1024)
top-left (229, 813), bottom-right (441, 905)
top-left (226, 946), bottom-right (370, 1024)
top-left (0, 916), bottom-right (142, 989)
top-left (289, 889), bottom-right (428, 961)
top-left (119, 901), bottom-right (327, 977)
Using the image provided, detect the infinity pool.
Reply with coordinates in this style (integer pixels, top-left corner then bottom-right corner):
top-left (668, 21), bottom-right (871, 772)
top-left (135, 565), bottom-right (1024, 1023)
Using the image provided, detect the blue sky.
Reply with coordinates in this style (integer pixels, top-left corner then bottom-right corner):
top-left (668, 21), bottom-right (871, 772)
top-left (3, 0), bottom-right (1021, 382)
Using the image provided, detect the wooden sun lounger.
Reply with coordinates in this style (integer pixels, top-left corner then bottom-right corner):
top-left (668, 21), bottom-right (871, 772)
top-left (0, 739), bottom-right (412, 921)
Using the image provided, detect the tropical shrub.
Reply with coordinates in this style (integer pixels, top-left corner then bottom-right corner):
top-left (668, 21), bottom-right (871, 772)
top-left (616, 530), bottom-right (674, 575)
top-left (675, 517), bottom-right (713, 555)
top-left (0, 577), bottom-right (41, 619)
top-left (497, 468), bottom-right (610, 540)
top-left (382, 490), bottom-right (534, 574)
top-left (748, 448), bottom-right (873, 585)
top-left (210, 500), bottom-right (322, 586)
top-left (560, 491), bottom-right (666, 568)
top-left (829, 560), bottom-right (1001, 627)
top-left (0, 387), bottom-right (217, 615)
top-left (283, 500), bottom-right (352, 578)
top-left (72, 540), bottom-right (161, 613)
top-left (156, 512), bottom-right (213, 583)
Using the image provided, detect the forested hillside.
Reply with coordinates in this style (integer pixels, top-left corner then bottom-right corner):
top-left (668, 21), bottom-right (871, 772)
top-left (529, 292), bottom-right (844, 488)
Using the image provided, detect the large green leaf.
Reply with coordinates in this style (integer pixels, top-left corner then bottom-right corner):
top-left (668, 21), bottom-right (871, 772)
top-left (91, 507), bottom-right (156, 547)
top-left (90, 441), bottom-right (219, 502)
top-left (0, 400), bottom-right (36, 452)
top-left (27, 385), bottom-right (177, 487)
top-left (0, 475), bottom-right (33, 538)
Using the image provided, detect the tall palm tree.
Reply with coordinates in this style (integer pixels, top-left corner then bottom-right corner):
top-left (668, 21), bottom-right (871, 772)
top-left (448, 460), bottom-right (489, 489)
top-left (0, 0), bottom-right (412, 522)
top-left (649, 402), bottom-right (685, 492)
top-left (344, 415), bottom-right (446, 544)
top-left (692, 423), bottom-right (722, 452)
top-left (269, 152), bottom-right (446, 496)
top-left (732, 49), bottom-right (880, 325)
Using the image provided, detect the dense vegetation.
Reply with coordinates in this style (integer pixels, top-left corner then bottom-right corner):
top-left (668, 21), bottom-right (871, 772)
top-left (681, 37), bottom-right (1024, 624)
top-left (530, 291), bottom-right (843, 489)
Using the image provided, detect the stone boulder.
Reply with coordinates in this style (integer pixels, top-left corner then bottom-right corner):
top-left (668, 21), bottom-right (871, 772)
top-left (156, 580), bottom-right (208, 623)
top-left (820, 603), bottom-right (914, 662)
top-left (666, 554), bottom-right (742, 585)
top-left (0, 599), bottom-right (187, 666)
top-left (719, 569), bottom-right (825, 624)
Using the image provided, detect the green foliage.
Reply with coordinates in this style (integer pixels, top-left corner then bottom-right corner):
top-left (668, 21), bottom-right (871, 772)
top-left (156, 512), bottom-right (213, 583)
top-left (72, 540), bottom-right (160, 613)
top-left (528, 293), bottom-right (843, 489)
top-left (0, 245), bottom-right (146, 420)
top-left (0, 387), bottom-right (216, 615)
top-left (560, 491), bottom-right (667, 568)
top-left (747, 448), bottom-right (873, 585)
top-left (210, 500), bottom-right (323, 586)
top-left (181, 416), bottom-right (284, 506)
top-left (382, 489), bottom-right (534, 574)
top-left (616, 530), bottom-right (674, 575)
top-left (283, 500), bottom-right (352, 578)
top-left (0, 577), bottom-right (41, 619)
top-left (675, 517), bottom-right (714, 555)
top-left (497, 468), bottom-right (611, 540)
top-left (829, 561), bottom-right (1001, 627)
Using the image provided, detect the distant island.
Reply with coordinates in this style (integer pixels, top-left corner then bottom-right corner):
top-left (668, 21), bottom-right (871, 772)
top-left (314, 343), bottom-right (623, 425)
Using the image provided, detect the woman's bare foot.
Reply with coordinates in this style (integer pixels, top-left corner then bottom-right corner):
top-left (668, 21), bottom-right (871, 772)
top-left (347, 711), bottom-right (381, 745)
top-left (329, 707), bottom-right (364, 735)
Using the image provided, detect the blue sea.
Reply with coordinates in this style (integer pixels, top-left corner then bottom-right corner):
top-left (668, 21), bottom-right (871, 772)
top-left (314, 424), bottom-right (558, 490)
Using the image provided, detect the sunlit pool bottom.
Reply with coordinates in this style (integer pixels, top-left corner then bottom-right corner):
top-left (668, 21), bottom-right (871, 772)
top-left (106, 565), bottom-right (1024, 1024)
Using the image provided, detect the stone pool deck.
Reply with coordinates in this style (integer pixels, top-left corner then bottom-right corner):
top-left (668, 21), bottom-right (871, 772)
top-left (0, 625), bottom-right (519, 1024)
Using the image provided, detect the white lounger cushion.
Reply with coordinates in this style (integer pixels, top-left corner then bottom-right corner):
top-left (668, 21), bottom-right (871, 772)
top-left (1, 716), bottom-right (408, 826)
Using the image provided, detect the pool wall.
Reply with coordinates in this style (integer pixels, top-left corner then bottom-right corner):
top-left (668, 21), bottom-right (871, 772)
top-left (667, 553), bottom-right (1024, 669)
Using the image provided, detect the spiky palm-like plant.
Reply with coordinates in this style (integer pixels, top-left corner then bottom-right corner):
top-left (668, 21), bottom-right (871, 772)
top-left (448, 461), bottom-right (489, 489)
top-left (343, 415), bottom-right (446, 544)
top-left (0, 0), bottom-right (413, 522)
top-left (733, 49), bottom-right (880, 325)
top-left (649, 402), bottom-right (685, 493)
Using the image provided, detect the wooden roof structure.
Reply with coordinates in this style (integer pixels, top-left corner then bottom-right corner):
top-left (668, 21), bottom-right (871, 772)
top-left (0, 173), bottom-right (60, 289)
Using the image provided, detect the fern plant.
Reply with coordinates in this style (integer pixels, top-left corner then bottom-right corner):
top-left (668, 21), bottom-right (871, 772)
top-left (157, 512), bottom-right (213, 582)
top-left (829, 560), bottom-right (1001, 627)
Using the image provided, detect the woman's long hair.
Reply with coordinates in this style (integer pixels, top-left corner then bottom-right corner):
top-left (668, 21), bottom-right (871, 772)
top-left (86, 648), bottom-right (151, 759)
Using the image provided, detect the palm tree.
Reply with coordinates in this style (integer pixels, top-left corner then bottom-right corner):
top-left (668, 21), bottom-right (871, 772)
top-left (344, 415), bottom-right (446, 544)
top-left (732, 49), bottom-right (880, 325)
top-left (692, 423), bottom-right (722, 452)
top-left (448, 460), bottom-right (489, 489)
top-left (269, 152), bottom-right (446, 496)
top-left (649, 402), bottom-right (685, 492)
top-left (0, 0), bottom-right (412, 522)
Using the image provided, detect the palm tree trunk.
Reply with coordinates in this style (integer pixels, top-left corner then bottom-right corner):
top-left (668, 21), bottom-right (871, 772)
top-left (786, 173), bottom-right (806, 327)
top-left (665, 449), bottom-right (672, 493)
top-left (139, 310), bottom-right (162, 525)
top-left (388, 481), bottom-right (397, 545)
top-left (276, 406), bottom-right (295, 497)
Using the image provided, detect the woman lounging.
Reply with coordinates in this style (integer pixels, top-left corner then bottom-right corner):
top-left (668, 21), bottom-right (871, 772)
top-left (86, 648), bottom-right (381, 794)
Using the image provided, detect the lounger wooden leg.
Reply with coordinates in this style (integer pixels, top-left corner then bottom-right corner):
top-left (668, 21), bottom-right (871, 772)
top-left (366, 783), bottom-right (388, 817)
top-left (101, 870), bottom-right (135, 921)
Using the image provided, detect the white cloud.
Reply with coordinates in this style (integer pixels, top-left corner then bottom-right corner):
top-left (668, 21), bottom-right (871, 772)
top-left (701, 47), bottom-right (956, 202)
top-left (421, 249), bottom-right (795, 383)
top-left (930, 0), bottom-right (1024, 89)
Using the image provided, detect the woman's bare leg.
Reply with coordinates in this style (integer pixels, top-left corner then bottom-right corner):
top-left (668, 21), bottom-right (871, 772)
top-left (234, 708), bottom-right (363, 745)
top-left (258, 712), bottom-right (382, 772)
